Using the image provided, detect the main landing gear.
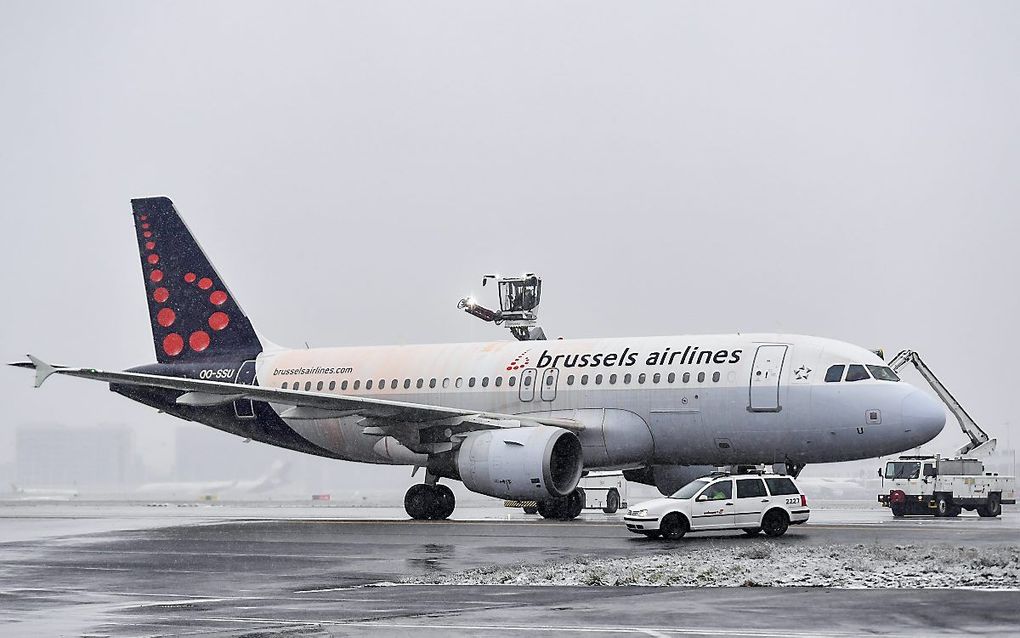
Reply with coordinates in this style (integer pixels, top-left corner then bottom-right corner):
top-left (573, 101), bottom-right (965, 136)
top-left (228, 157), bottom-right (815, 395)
top-left (537, 487), bottom-right (585, 520)
top-left (404, 482), bottom-right (456, 520)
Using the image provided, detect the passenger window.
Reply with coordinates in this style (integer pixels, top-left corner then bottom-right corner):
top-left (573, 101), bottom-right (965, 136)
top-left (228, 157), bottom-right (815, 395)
top-left (567, 375), bottom-right (575, 386)
top-left (469, 377), bottom-right (476, 388)
top-left (508, 376), bottom-right (516, 387)
top-left (523, 375), bottom-right (531, 387)
top-left (442, 378), bottom-right (450, 388)
top-left (315, 381), bottom-right (323, 391)
top-left (455, 377), bottom-right (463, 388)
top-left (736, 479), bottom-right (767, 498)
top-left (653, 373), bottom-right (661, 384)
top-left (546, 375), bottom-right (554, 386)
top-left (365, 380), bottom-right (373, 390)
top-left (391, 379), bottom-right (398, 389)
top-left (712, 371), bottom-right (720, 383)
top-left (404, 379), bottom-right (411, 389)
top-left (667, 372), bottom-right (675, 383)
top-left (481, 377), bottom-right (489, 387)
top-left (581, 374), bottom-right (589, 385)
top-left (845, 364), bottom-right (870, 382)
top-left (304, 381), bottom-right (312, 391)
top-left (624, 374), bottom-right (632, 384)
top-left (416, 378), bottom-right (424, 389)
top-left (702, 480), bottom-right (732, 501)
top-left (595, 374), bottom-right (603, 385)
top-left (682, 372), bottom-right (690, 383)
top-left (329, 381), bottom-right (336, 391)
top-left (342, 380), bottom-right (349, 391)
top-left (282, 382), bottom-right (288, 389)
top-left (354, 380), bottom-right (361, 390)
top-left (495, 377), bottom-right (503, 387)
top-left (824, 365), bottom-right (845, 383)
top-left (697, 372), bottom-right (705, 383)
top-left (638, 373), bottom-right (646, 384)
top-left (429, 378), bottom-right (436, 389)
top-left (609, 374), bottom-right (617, 385)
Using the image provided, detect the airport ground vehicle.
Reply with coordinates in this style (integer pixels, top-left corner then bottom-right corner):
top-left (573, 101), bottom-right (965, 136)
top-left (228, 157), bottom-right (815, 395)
top-left (879, 456), bottom-right (1016, 517)
top-left (623, 472), bottom-right (809, 540)
top-left (876, 351), bottom-right (1014, 517)
top-left (507, 470), bottom-right (628, 516)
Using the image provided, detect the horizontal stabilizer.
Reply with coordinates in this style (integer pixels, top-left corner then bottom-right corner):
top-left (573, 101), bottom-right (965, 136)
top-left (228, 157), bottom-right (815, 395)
top-left (7, 355), bottom-right (65, 388)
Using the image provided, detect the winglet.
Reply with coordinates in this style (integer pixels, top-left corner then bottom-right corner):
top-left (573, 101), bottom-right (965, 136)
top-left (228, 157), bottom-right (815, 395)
top-left (26, 355), bottom-right (58, 388)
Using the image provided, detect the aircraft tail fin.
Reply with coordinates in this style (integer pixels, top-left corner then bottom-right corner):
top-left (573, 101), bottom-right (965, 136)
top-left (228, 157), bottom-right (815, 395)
top-left (131, 197), bottom-right (262, 363)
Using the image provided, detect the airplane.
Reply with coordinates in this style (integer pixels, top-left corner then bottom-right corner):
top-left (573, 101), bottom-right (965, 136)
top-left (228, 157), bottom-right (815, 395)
top-left (10, 197), bottom-right (946, 521)
top-left (133, 460), bottom-right (291, 499)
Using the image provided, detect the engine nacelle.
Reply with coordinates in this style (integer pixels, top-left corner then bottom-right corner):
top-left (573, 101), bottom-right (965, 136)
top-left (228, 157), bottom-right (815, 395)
top-left (456, 426), bottom-right (583, 500)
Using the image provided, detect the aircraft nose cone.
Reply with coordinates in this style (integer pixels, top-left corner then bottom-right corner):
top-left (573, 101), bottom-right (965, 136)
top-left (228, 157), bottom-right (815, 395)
top-left (901, 391), bottom-right (946, 444)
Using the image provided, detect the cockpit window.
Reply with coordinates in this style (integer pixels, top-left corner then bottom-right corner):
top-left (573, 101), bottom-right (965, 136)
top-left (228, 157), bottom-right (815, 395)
top-left (845, 364), bottom-right (870, 382)
top-left (824, 365), bottom-right (845, 383)
top-left (867, 365), bottom-right (900, 382)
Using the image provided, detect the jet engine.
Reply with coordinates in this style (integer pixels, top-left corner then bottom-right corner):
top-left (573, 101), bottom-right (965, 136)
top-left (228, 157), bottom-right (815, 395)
top-left (456, 426), bottom-right (583, 500)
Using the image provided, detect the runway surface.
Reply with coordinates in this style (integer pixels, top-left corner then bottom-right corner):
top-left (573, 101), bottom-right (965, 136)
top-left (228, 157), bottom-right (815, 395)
top-left (1, 502), bottom-right (1018, 636)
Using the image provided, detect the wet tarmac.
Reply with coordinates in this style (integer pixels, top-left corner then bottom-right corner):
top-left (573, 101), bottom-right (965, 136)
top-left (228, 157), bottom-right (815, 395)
top-left (1, 502), bottom-right (1017, 636)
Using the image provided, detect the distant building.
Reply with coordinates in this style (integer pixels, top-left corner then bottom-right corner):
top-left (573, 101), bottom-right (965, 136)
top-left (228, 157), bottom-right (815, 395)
top-left (16, 425), bottom-right (139, 488)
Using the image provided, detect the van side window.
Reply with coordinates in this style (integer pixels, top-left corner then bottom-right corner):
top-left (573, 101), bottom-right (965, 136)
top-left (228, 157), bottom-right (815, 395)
top-left (824, 365), bottom-right (845, 383)
top-left (845, 364), bottom-right (870, 382)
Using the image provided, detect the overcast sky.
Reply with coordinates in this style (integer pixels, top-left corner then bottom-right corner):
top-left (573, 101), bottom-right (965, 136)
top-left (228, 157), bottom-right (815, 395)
top-left (1, 2), bottom-right (1017, 483)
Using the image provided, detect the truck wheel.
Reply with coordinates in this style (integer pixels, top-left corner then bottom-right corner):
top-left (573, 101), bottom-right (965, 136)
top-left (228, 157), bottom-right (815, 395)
top-left (934, 495), bottom-right (951, 517)
top-left (948, 506), bottom-right (962, 518)
top-left (978, 494), bottom-right (1001, 518)
top-left (891, 504), bottom-right (906, 518)
top-left (603, 489), bottom-right (620, 514)
top-left (659, 513), bottom-right (688, 540)
top-left (761, 510), bottom-right (789, 537)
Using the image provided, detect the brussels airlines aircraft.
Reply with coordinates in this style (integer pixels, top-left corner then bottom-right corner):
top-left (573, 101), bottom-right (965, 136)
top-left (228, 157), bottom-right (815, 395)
top-left (11, 198), bottom-right (946, 520)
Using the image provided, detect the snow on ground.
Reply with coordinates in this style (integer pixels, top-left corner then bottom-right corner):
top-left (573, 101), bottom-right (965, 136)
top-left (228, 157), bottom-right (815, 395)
top-left (406, 543), bottom-right (1020, 589)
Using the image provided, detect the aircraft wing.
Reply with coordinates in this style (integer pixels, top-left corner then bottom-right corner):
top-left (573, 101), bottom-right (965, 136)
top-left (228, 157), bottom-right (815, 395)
top-left (9, 356), bottom-right (582, 438)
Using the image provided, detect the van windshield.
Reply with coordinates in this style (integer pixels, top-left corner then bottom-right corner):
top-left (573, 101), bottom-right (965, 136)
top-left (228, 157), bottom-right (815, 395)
top-left (670, 478), bottom-right (710, 499)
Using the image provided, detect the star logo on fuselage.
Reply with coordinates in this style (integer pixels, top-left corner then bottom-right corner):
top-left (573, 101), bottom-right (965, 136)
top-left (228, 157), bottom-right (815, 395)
top-left (794, 365), bottom-right (811, 380)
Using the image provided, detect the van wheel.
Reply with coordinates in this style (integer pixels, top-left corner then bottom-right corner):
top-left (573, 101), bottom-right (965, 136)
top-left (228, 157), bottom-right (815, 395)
top-left (978, 494), bottom-right (1001, 518)
top-left (742, 527), bottom-right (762, 536)
top-left (761, 510), bottom-right (789, 537)
top-left (934, 495), bottom-right (951, 517)
top-left (603, 489), bottom-right (620, 514)
top-left (659, 513), bottom-right (688, 540)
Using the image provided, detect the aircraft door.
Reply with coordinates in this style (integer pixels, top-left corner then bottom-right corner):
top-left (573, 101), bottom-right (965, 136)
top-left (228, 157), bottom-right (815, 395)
top-left (234, 360), bottom-right (257, 418)
top-left (540, 368), bottom-right (559, 401)
top-left (749, 345), bottom-right (787, 412)
top-left (519, 368), bottom-right (537, 402)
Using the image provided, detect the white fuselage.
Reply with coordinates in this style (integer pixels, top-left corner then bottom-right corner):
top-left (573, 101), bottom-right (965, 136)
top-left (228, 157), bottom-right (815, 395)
top-left (253, 333), bottom-right (946, 470)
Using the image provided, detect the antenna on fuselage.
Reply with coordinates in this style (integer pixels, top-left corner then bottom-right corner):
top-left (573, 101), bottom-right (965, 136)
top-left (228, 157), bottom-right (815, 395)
top-left (457, 273), bottom-right (546, 341)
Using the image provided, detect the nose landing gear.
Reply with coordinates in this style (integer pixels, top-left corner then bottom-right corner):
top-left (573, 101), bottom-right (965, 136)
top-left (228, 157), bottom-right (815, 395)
top-left (404, 482), bottom-right (456, 520)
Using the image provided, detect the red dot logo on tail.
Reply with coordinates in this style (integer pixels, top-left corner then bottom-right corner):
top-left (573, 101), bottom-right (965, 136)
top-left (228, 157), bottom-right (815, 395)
top-left (157, 308), bottom-right (176, 327)
top-left (210, 291), bottom-right (227, 306)
top-left (209, 312), bottom-right (229, 331)
top-left (189, 331), bottom-right (210, 352)
top-left (150, 270), bottom-right (163, 282)
top-left (153, 288), bottom-right (169, 303)
top-left (198, 277), bottom-right (212, 290)
top-left (163, 333), bottom-right (184, 356)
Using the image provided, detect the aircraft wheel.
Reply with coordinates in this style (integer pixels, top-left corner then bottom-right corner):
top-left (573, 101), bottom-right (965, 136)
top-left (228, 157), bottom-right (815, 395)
top-left (565, 488), bottom-right (585, 519)
top-left (431, 484), bottom-right (456, 520)
top-left (404, 484), bottom-right (433, 520)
